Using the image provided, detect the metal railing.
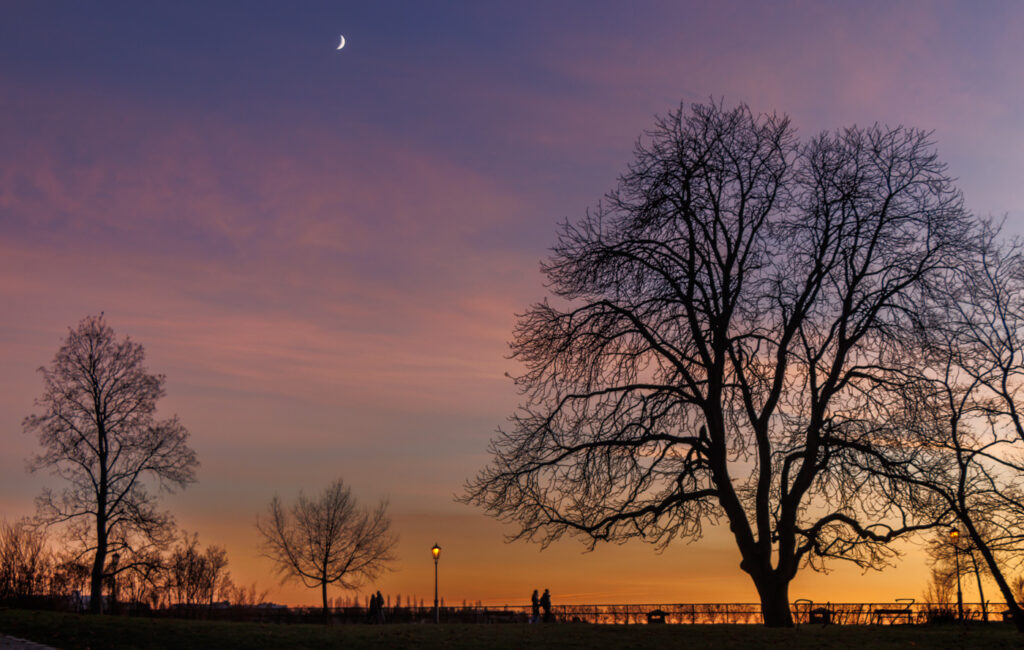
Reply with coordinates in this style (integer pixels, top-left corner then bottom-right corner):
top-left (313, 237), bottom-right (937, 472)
top-left (26, 595), bottom-right (1006, 625)
top-left (139, 601), bottom-right (1005, 625)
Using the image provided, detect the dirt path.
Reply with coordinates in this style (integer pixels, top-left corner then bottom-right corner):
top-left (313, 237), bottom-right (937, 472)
top-left (0, 635), bottom-right (55, 650)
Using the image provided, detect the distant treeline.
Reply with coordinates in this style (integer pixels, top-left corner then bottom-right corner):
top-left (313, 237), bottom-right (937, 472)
top-left (0, 519), bottom-right (421, 617)
top-left (0, 521), bottom-right (262, 611)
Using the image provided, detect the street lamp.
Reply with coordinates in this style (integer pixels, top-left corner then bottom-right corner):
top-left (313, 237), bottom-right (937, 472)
top-left (431, 543), bottom-right (441, 624)
top-left (950, 527), bottom-right (963, 622)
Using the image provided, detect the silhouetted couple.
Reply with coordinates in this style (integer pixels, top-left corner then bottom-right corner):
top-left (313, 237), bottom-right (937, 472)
top-left (369, 590), bottom-right (385, 624)
top-left (530, 588), bottom-right (552, 623)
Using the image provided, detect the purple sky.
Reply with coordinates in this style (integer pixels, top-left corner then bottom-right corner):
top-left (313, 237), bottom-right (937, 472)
top-left (2, 1), bottom-right (1023, 605)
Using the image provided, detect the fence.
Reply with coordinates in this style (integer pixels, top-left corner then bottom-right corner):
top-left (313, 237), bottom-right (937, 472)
top-left (130, 601), bottom-right (1007, 625)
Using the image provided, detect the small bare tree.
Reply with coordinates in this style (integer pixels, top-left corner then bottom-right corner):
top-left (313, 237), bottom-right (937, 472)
top-left (922, 565), bottom-right (955, 607)
top-left (227, 581), bottom-right (269, 607)
top-left (1013, 575), bottom-right (1024, 605)
top-left (0, 520), bottom-right (51, 601)
top-left (256, 479), bottom-right (396, 619)
top-left (923, 527), bottom-right (994, 618)
top-left (165, 532), bottom-right (231, 607)
top-left (50, 551), bottom-right (90, 603)
top-left (24, 314), bottom-right (198, 613)
top-left (116, 548), bottom-right (165, 610)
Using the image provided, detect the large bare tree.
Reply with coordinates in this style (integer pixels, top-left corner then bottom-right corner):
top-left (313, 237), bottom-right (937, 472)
top-left (464, 102), bottom-right (974, 626)
top-left (24, 314), bottom-right (198, 613)
top-left (256, 478), bottom-right (396, 619)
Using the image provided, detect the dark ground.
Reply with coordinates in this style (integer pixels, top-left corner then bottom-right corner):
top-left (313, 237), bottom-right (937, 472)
top-left (2, 608), bottom-right (1022, 649)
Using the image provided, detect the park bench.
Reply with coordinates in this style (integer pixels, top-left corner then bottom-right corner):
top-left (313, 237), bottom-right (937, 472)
top-left (809, 607), bottom-right (832, 624)
top-left (647, 609), bottom-right (667, 624)
top-left (873, 598), bottom-right (914, 624)
top-left (794, 599), bottom-right (832, 625)
top-left (483, 609), bottom-right (522, 624)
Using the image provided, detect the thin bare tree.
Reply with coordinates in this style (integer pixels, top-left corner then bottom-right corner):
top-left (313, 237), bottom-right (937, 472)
top-left (227, 581), bottom-right (269, 607)
top-left (923, 526), bottom-right (996, 620)
top-left (921, 564), bottom-right (955, 609)
top-left (24, 314), bottom-right (198, 613)
top-left (463, 101), bottom-right (974, 626)
top-left (165, 532), bottom-right (231, 607)
top-left (0, 520), bottom-right (51, 601)
top-left (256, 478), bottom-right (396, 619)
top-left (896, 363), bottom-right (1024, 627)
top-left (889, 227), bottom-right (1024, 631)
top-left (116, 548), bottom-right (165, 610)
top-left (50, 550), bottom-right (90, 605)
top-left (1013, 575), bottom-right (1024, 605)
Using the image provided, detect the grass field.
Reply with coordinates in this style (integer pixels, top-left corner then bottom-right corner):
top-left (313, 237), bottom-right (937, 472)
top-left (2, 608), bottom-right (1023, 649)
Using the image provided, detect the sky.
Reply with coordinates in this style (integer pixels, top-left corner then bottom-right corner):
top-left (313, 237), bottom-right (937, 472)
top-left (2, 0), bottom-right (1024, 607)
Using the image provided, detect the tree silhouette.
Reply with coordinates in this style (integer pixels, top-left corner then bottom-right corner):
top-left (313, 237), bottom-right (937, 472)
top-left (464, 101), bottom-right (973, 626)
top-left (24, 314), bottom-right (198, 613)
top-left (0, 520), bottom-right (51, 601)
top-left (256, 478), bottom-right (396, 620)
top-left (166, 532), bottom-right (231, 607)
top-left (876, 226), bottom-right (1024, 631)
top-left (921, 563), bottom-right (955, 609)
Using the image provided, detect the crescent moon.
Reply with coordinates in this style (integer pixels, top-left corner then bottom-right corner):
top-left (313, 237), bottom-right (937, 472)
top-left (337, 35), bottom-right (346, 50)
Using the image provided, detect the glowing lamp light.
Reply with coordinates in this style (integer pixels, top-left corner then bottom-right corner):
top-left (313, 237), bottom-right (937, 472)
top-left (431, 543), bottom-right (441, 624)
top-left (950, 526), bottom-right (963, 622)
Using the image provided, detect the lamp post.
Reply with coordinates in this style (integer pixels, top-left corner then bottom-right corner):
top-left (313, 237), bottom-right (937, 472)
top-left (431, 543), bottom-right (441, 624)
top-left (950, 527), bottom-right (963, 622)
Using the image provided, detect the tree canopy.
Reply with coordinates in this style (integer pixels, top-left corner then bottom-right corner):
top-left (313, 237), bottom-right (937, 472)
top-left (257, 478), bottom-right (396, 618)
top-left (25, 314), bottom-right (198, 613)
top-left (464, 101), bottom-right (974, 626)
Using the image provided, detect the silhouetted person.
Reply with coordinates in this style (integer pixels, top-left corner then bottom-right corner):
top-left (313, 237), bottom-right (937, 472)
top-left (368, 592), bottom-right (379, 623)
top-left (376, 590), bottom-right (386, 623)
top-left (540, 588), bottom-right (552, 623)
top-left (531, 589), bottom-right (540, 623)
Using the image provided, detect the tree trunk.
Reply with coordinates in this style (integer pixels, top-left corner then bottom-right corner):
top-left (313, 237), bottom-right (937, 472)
top-left (984, 559), bottom-right (1024, 632)
top-left (91, 418), bottom-right (109, 614)
top-left (754, 575), bottom-right (793, 627)
top-left (963, 516), bottom-right (1024, 632)
top-left (1007, 606), bottom-right (1024, 634)
top-left (970, 554), bottom-right (986, 621)
top-left (321, 580), bottom-right (329, 624)
top-left (89, 540), bottom-right (106, 614)
top-left (89, 508), bottom-right (107, 614)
